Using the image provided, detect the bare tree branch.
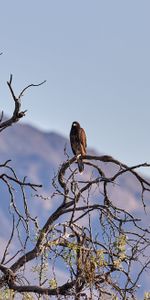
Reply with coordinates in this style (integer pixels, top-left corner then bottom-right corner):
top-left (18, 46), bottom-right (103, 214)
top-left (0, 75), bottom-right (46, 132)
top-left (0, 74), bottom-right (150, 298)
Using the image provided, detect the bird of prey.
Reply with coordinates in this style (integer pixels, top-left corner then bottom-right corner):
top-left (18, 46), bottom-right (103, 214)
top-left (70, 121), bottom-right (87, 173)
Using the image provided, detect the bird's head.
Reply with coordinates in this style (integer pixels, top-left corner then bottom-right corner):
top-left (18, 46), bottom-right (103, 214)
top-left (72, 121), bottom-right (80, 128)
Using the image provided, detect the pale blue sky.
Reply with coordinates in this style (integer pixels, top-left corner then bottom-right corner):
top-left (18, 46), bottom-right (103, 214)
top-left (0, 1), bottom-right (150, 174)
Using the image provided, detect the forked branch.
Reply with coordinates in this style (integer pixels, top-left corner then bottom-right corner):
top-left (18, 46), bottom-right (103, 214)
top-left (0, 74), bottom-right (46, 132)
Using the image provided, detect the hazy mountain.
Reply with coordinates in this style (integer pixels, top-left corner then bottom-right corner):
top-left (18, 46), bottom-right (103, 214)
top-left (0, 121), bottom-right (149, 298)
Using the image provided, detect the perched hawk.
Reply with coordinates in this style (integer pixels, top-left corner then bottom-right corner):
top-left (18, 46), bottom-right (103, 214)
top-left (70, 121), bottom-right (87, 173)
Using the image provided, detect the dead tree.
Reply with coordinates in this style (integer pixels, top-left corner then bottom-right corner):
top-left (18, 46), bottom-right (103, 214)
top-left (0, 76), bottom-right (150, 300)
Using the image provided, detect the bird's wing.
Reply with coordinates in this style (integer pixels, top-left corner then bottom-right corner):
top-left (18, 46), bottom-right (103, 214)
top-left (80, 127), bottom-right (87, 155)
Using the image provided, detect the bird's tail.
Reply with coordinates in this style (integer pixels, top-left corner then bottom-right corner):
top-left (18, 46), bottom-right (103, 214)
top-left (77, 156), bottom-right (84, 173)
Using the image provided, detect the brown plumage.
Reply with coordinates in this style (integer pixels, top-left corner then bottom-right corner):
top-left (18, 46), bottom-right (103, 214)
top-left (70, 121), bottom-right (87, 173)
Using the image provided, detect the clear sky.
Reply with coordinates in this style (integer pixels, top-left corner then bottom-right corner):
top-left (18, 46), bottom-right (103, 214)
top-left (0, 1), bottom-right (150, 175)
